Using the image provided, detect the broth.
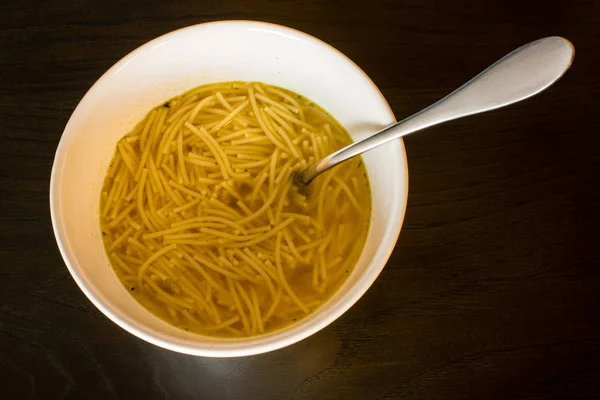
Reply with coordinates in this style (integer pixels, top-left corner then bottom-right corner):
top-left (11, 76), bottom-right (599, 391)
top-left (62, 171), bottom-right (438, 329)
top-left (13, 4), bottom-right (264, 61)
top-left (100, 82), bottom-right (371, 337)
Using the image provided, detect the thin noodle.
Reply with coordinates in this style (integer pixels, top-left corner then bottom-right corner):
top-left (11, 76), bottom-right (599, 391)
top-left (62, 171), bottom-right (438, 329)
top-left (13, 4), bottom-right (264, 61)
top-left (228, 277), bottom-right (250, 333)
top-left (275, 233), bottom-right (308, 313)
top-left (250, 287), bottom-right (264, 333)
top-left (137, 244), bottom-right (177, 284)
top-left (235, 282), bottom-right (257, 334)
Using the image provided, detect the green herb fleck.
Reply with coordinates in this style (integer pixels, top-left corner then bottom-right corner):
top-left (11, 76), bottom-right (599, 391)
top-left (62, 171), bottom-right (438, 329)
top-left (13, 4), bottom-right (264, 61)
top-left (163, 102), bottom-right (171, 108)
top-left (357, 160), bottom-right (362, 168)
top-left (130, 287), bottom-right (135, 291)
top-left (102, 231), bottom-right (107, 237)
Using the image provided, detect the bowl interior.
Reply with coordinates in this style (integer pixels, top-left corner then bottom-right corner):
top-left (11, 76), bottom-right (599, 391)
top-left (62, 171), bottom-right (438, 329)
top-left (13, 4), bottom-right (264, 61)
top-left (51, 21), bottom-right (407, 357)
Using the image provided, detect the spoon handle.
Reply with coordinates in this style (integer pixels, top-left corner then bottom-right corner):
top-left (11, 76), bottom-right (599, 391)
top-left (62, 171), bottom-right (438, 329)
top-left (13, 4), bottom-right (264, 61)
top-left (302, 36), bottom-right (574, 183)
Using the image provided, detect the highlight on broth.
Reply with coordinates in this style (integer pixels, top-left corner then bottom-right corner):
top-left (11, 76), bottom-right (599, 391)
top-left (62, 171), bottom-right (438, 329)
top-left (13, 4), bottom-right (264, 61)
top-left (100, 82), bottom-right (371, 337)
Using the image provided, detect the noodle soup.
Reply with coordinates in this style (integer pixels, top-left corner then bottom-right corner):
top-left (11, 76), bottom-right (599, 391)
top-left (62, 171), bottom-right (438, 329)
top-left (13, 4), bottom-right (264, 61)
top-left (100, 82), bottom-right (371, 337)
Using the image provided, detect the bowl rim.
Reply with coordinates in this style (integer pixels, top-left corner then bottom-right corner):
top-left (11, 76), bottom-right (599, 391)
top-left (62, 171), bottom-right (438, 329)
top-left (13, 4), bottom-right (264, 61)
top-left (50, 20), bottom-right (409, 357)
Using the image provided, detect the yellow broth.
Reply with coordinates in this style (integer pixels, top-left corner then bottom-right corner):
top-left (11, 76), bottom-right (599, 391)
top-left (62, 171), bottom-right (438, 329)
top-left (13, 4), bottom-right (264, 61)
top-left (100, 82), bottom-right (371, 337)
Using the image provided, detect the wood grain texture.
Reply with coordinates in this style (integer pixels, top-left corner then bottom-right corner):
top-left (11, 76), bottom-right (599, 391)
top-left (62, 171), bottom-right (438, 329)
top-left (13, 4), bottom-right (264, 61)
top-left (1, 0), bottom-right (599, 398)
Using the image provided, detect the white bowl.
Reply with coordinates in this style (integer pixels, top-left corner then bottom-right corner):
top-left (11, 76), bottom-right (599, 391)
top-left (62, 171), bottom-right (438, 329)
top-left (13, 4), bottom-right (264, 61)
top-left (50, 21), bottom-right (408, 357)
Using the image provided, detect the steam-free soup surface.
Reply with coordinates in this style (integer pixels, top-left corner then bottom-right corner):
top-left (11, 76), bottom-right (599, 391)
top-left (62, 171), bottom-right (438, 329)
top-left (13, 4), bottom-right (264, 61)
top-left (100, 81), bottom-right (370, 337)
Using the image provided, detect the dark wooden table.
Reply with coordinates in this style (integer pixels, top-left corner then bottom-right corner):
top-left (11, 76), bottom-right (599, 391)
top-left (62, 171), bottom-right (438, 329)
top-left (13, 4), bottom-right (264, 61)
top-left (2, 0), bottom-right (599, 399)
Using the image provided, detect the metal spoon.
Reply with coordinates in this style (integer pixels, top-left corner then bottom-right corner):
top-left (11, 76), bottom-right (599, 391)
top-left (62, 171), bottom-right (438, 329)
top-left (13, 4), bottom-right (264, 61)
top-left (296, 36), bottom-right (574, 185)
